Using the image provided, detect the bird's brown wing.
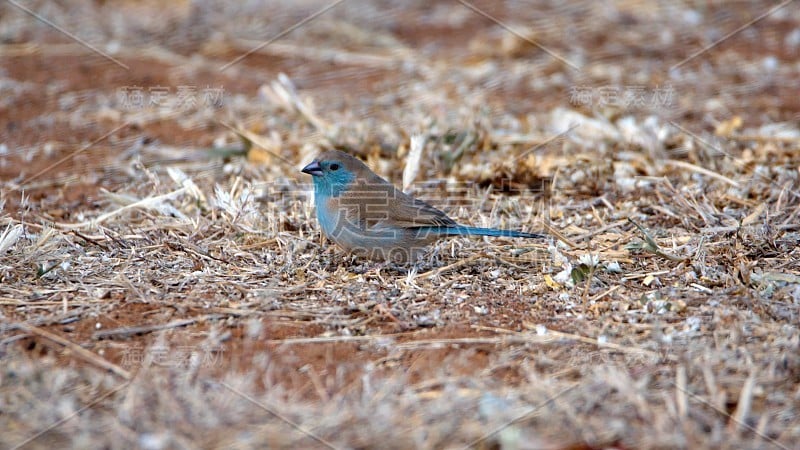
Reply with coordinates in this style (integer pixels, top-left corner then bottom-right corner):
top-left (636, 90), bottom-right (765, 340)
top-left (337, 181), bottom-right (456, 229)
top-left (389, 191), bottom-right (457, 228)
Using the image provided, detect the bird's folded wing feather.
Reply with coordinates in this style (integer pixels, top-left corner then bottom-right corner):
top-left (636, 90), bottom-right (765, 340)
top-left (337, 183), bottom-right (456, 229)
top-left (389, 194), bottom-right (457, 228)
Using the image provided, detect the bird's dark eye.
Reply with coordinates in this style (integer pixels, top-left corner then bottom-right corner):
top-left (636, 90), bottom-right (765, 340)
top-left (329, 163), bottom-right (340, 171)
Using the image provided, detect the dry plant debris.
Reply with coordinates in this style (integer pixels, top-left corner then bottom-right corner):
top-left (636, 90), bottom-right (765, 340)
top-left (1, 1), bottom-right (799, 449)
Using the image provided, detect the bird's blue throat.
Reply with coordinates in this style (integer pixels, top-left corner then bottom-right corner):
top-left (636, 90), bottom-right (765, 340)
top-left (312, 169), bottom-right (355, 197)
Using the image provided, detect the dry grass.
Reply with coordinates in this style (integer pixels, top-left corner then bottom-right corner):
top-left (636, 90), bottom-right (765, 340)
top-left (1, 1), bottom-right (799, 449)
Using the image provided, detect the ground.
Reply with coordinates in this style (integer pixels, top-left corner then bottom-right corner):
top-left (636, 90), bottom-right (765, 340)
top-left (1, 1), bottom-right (799, 449)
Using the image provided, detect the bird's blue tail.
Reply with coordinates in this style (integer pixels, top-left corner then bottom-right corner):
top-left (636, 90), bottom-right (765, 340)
top-left (416, 226), bottom-right (544, 239)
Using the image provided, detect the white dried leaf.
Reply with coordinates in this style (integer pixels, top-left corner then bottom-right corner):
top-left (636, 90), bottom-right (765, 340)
top-left (553, 265), bottom-right (573, 285)
top-left (578, 253), bottom-right (600, 268)
top-left (0, 224), bottom-right (23, 253)
top-left (403, 133), bottom-right (426, 193)
top-left (167, 167), bottom-right (206, 203)
top-left (550, 107), bottom-right (620, 143)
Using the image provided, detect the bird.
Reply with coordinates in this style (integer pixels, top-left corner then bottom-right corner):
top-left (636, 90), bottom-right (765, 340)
top-left (301, 149), bottom-right (544, 263)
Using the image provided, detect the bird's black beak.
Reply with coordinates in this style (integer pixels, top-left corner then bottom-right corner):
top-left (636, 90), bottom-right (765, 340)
top-left (301, 160), bottom-right (324, 177)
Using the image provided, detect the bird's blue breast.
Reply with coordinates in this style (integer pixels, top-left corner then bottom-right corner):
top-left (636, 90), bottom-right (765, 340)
top-left (312, 169), bottom-right (355, 237)
top-left (314, 195), bottom-right (340, 237)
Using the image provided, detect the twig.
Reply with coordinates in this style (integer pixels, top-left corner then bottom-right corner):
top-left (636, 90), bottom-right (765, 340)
top-left (70, 230), bottom-right (110, 251)
top-left (16, 323), bottom-right (131, 379)
top-left (663, 160), bottom-right (739, 187)
top-left (730, 371), bottom-right (758, 433)
top-left (54, 187), bottom-right (188, 230)
top-left (166, 241), bottom-right (234, 266)
top-left (572, 219), bottom-right (629, 242)
top-left (589, 285), bottom-right (620, 302)
top-left (263, 335), bottom-right (398, 345)
top-left (415, 253), bottom-right (484, 280)
top-left (229, 39), bottom-right (409, 70)
top-left (522, 323), bottom-right (671, 361)
top-left (92, 315), bottom-right (224, 340)
top-left (729, 134), bottom-right (800, 144)
top-left (627, 218), bottom-right (685, 262)
top-left (541, 221), bottom-right (579, 249)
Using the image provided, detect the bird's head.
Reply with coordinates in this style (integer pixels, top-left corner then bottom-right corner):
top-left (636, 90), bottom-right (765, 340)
top-left (301, 150), bottom-right (363, 196)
